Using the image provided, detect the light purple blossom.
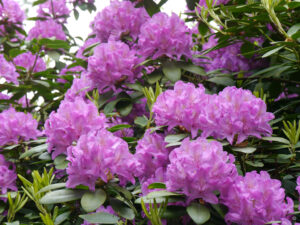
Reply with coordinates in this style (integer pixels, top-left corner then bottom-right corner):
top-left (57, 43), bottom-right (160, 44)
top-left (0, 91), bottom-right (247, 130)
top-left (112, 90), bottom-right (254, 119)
top-left (138, 12), bottom-right (192, 60)
top-left (13, 52), bottom-right (46, 73)
top-left (0, 154), bottom-right (17, 195)
top-left (87, 41), bottom-right (140, 92)
top-left (44, 98), bottom-right (108, 158)
top-left (66, 129), bottom-right (138, 190)
top-left (221, 171), bottom-right (294, 225)
top-left (64, 75), bottom-right (93, 102)
top-left (0, 107), bottom-right (40, 146)
top-left (0, 0), bottom-right (25, 24)
top-left (153, 81), bottom-right (208, 137)
top-left (214, 86), bottom-right (274, 144)
top-left (90, 0), bottom-right (149, 42)
top-left (37, 0), bottom-right (70, 23)
top-left (166, 137), bottom-right (237, 203)
top-left (27, 19), bottom-right (66, 41)
top-left (0, 54), bottom-right (19, 85)
top-left (135, 130), bottom-right (169, 180)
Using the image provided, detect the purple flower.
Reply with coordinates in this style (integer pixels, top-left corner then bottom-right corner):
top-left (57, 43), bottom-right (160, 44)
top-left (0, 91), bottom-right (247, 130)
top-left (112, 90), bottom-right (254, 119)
top-left (166, 137), bottom-right (237, 203)
top-left (135, 130), bottom-right (169, 180)
top-left (37, 0), bottom-right (70, 23)
top-left (138, 12), bottom-right (192, 60)
top-left (13, 52), bottom-right (46, 73)
top-left (66, 129), bottom-right (138, 190)
top-left (87, 41), bottom-right (140, 92)
top-left (64, 75), bottom-right (93, 102)
top-left (0, 107), bottom-right (40, 146)
top-left (214, 86), bottom-right (274, 144)
top-left (0, 54), bottom-right (19, 85)
top-left (0, 0), bottom-right (25, 24)
top-left (44, 98), bottom-right (108, 158)
top-left (0, 154), bottom-right (17, 195)
top-left (221, 171), bottom-right (294, 225)
top-left (90, 0), bottom-right (149, 42)
top-left (0, 93), bottom-right (10, 100)
top-left (153, 81), bottom-right (208, 137)
top-left (27, 19), bottom-right (66, 41)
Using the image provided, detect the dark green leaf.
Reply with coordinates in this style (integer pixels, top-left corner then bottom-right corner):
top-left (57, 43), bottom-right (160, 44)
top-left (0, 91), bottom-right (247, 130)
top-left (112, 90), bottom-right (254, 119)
top-left (40, 189), bottom-right (85, 204)
top-left (79, 212), bottom-right (119, 224)
top-left (148, 183), bottom-right (166, 189)
top-left (81, 189), bottom-right (106, 213)
top-left (187, 203), bottom-right (211, 224)
top-left (162, 62), bottom-right (181, 82)
top-left (108, 124), bottom-right (131, 133)
top-left (110, 198), bottom-right (135, 220)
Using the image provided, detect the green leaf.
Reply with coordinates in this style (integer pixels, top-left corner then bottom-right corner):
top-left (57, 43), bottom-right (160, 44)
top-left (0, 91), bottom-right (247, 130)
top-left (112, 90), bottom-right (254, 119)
top-left (54, 211), bottom-right (71, 225)
top-left (4, 222), bottom-right (20, 225)
top-left (108, 124), bottom-right (131, 133)
top-left (79, 212), bottom-right (119, 224)
top-left (187, 203), bottom-right (211, 225)
top-left (143, 0), bottom-right (160, 16)
top-left (287, 23), bottom-right (300, 37)
top-left (33, 0), bottom-right (47, 6)
top-left (134, 116), bottom-right (148, 127)
top-left (261, 137), bottom-right (290, 144)
top-left (40, 189), bottom-right (85, 204)
top-left (9, 49), bottom-right (26, 58)
top-left (74, 9), bottom-right (79, 20)
top-left (208, 76), bottom-right (235, 86)
top-left (54, 155), bottom-right (68, 170)
top-left (145, 72), bottom-right (163, 84)
top-left (165, 134), bottom-right (188, 143)
top-left (146, 190), bottom-right (182, 199)
top-left (37, 183), bottom-right (67, 195)
top-left (245, 160), bottom-right (264, 167)
top-left (161, 205), bottom-right (187, 219)
top-left (232, 147), bottom-right (256, 154)
top-left (39, 38), bottom-right (70, 50)
top-left (148, 183), bottom-right (166, 189)
top-left (116, 100), bottom-right (133, 116)
top-left (19, 143), bottom-right (48, 159)
top-left (186, 0), bottom-right (198, 10)
top-left (162, 62), bottom-right (181, 82)
top-left (179, 63), bottom-right (206, 76)
top-left (81, 189), bottom-right (106, 213)
top-left (261, 46), bottom-right (284, 58)
top-left (110, 198), bottom-right (135, 220)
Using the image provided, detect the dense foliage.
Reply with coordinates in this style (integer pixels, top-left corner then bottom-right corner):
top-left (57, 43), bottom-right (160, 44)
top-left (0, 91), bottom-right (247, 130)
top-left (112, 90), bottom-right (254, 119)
top-left (0, 0), bottom-right (300, 224)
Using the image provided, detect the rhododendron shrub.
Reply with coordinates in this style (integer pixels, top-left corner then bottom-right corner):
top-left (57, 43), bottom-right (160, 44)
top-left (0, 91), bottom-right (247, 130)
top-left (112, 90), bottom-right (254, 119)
top-left (0, 0), bottom-right (300, 224)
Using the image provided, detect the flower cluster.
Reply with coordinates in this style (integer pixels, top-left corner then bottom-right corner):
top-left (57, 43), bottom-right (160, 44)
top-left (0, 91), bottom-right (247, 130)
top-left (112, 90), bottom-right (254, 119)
top-left (221, 171), bottom-right (294, 225)
top-left (37, 0), bottom-right (70, 23)
top-left (87, 41), bottom-right (140, 92)
top-left (13, 52), bottom-right (46, 73)
top-left (66, 129), bottom-right (137, 190)
top-left (0, 54), bottom-right (19, 85)
top-left (27, 20), bottom-right (66, 41)
top-left (135, 130), bottom-right (169, 181)
top-left (0, 0), bottom-right (25, 24)
top-left (153, 81), bottom-right (274, 144)
top-left (0, 107), bottom-right (40, 146)
top-left (138, 12), bottom-right (192, 60)
top-left (0, 154), bottom-right (17, 195)
top-left (90, 0), bottom-right (149, 42)
top-left (166, 138), bottom-right (237, 203)
top-left (195, 36), bottom-right (265, 72)
top-left (44, 98), bottom-right (108, 158)
top-left (152, 81), bottom-right (208, 137)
